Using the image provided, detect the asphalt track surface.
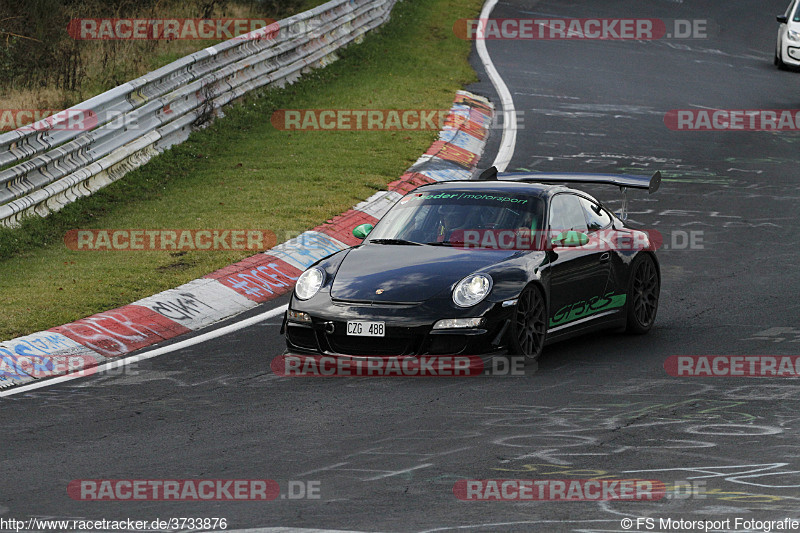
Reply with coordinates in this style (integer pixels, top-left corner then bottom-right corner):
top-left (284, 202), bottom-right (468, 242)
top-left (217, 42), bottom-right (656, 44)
top-left (3, 1), bottom-right (800, 532)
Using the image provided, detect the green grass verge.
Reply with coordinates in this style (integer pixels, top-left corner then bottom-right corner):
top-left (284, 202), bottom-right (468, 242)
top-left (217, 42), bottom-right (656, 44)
top-left (0, 0), bottom-right (483, 340)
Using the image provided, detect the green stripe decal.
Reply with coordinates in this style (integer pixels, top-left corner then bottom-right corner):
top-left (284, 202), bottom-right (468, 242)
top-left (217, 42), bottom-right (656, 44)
top-left (549, 292), bottom-right (627, 328)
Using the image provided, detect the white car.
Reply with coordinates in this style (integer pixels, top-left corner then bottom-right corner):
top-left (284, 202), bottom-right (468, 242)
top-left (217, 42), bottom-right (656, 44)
top-left (776, 0), bottom-right (800, 68)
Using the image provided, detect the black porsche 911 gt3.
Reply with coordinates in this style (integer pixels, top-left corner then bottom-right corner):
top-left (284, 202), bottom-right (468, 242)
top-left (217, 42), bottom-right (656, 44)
top-left (281, 167), bottom-right (661, 362)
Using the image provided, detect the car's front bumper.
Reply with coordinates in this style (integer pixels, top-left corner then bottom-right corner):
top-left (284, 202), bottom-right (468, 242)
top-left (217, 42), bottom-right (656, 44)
top-left (781, 37), bottom-right (800, 65)
top-left (283, 297), bottom-right (515, 356)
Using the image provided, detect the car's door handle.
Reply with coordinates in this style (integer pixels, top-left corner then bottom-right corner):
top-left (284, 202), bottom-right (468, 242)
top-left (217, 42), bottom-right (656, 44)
top-left (599, 252), bottom-right (610, 262)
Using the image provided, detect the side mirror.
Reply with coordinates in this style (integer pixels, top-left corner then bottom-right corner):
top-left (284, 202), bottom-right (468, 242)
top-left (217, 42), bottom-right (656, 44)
top-left (551, 230), bottom-right (589, 247)
top-left (778, 14), bottom-right (788, 24)
top-left (353, 223), bottom-right (374, 239)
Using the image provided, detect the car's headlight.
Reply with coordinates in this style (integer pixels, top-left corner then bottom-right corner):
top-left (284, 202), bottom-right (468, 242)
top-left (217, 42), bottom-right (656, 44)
top-left (452, 273), bottom-right (493, 307)
top-left (295, 267), bottom-right (325, 300)
top-left (788, 30), bottom-right (800, 41)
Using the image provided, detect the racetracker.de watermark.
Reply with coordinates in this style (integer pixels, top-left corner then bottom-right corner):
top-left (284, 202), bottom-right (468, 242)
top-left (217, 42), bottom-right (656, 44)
top-left (666, 109), bottom-right (800, 131)
top-left (68, 18), bottom-right (278, 40)
top-left (64, 229), bottom-right (276, 251)
top-left (0, 354), bottom-right (99, 379)
top-left (437, 228), bottom-right (663, 251)
top-left (271, 355), bottom-right (527, 377)
top-left (272, 109), bottom-right (453, 131)
top-left (453, 18), bottom-right (710, 40)
top-left (269, 108), bottom-right (517, 131)
top-left (665, 355), bottom-right (800, 377)
top-left (68, 479), bottom-right (321, 501)
top-left (0, 109), bottom-right (97, 132)
top-left (664, 109), bottom-right (800, 131)
top-left (453, 479), bottom-right (665, 501)
top-left (397, 228), bottom-right (702, 251)
top-left (1, 355), bottom-right (143, 385)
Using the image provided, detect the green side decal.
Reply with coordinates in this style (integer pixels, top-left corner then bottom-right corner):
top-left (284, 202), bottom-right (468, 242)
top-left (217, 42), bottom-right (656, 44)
top-left (549, 292), bottom-right (627, 328)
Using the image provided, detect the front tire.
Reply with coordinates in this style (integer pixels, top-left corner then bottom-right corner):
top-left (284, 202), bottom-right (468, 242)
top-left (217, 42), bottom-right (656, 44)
top-left (625, 254), bottom-right (660, 334)
top-left (776, 46), bottom-right (787, 69)
top-left (508, 285), bottom-right (547, 362)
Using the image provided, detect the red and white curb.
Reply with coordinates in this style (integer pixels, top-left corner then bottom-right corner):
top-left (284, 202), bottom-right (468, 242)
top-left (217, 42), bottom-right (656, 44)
top-left (0, 91), bottom-right (494, 390)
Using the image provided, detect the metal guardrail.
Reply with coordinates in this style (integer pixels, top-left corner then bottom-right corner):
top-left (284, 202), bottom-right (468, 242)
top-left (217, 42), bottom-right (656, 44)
top-left (0, 0), bottom-right (397, 227)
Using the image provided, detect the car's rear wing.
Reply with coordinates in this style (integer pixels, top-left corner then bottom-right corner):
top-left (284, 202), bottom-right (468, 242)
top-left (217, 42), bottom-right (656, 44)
top-left (477, 166), bottom-right (661, 193)
top-left (476, 166), bottom-right (661, 220)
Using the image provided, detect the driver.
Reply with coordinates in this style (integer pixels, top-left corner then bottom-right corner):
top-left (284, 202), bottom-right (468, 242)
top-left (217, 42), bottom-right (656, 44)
top-left (435, 204), bottom-right (468, 242)
top-left (516, 204), bottom-right (543, 250)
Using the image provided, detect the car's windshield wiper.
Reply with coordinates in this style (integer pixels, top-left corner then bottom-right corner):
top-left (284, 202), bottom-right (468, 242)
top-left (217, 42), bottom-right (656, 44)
top-left (425, 241), bottom-right (456, 246)
top-left (368, 238), bottom-right (422, 246)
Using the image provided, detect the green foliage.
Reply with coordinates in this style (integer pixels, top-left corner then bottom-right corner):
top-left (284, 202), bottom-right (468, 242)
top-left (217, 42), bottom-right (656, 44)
top-left (0, 0), bottom-right (328, 100)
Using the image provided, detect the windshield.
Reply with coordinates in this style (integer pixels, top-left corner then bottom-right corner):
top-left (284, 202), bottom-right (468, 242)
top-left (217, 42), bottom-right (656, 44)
top-left (366, 190), bottom-right (544, 249)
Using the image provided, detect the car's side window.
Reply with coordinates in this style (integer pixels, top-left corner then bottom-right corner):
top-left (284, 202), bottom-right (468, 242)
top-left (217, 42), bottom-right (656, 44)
top-left (549, 194), bottom-right (589, 234)
top-left (579, 197), bottom-right (612, 231)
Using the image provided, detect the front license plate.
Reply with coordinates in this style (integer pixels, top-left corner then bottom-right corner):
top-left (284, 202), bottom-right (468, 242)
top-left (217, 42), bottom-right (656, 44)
top-left (347, 321), bottom-right (385, 337)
